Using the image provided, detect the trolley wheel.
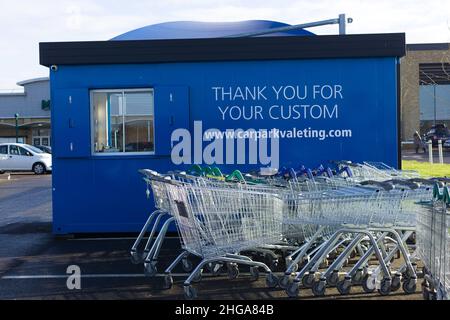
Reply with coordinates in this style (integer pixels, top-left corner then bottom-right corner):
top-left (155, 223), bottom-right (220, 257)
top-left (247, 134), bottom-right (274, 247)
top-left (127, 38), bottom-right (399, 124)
top-left (182, 258), bottom-right (193, 272)
top-left (162, 274), bottom-right (173, 290)
top-left (286, 281), bottom-right (300, 298)
top-left (249, 266), bottom-right (259, 281)
top-left (265, 272), bottom-right (279, 288)
top-left (144, 262), bottom-right (157, 277)
top-left (342, 258), bottom-right (349, 268)
top-left (227, 264), bottom-right (239, 280)
top-left (378, 278), bottom-right (392, 296)
top-left (302, 273), bottom-right (315, 288)
top-left (184, 285), bottom-right (198, 300)
top-left (337, 279), bottom-right (352, 295)
top-left (361, 274), bottom-right (376, 293)
top-left (319, 259), bottom-right (329, 269)
top-left (403, 267), bottom-right (416, 279)
top-left (192, 270), bottom-right (203, 283)
top-left (329, 250), bottom-right (339, 260)
top-left (298, 257), bottom-right (309, 269)
top-left (326, 271), bottom-right (339, 286)
top-left (312, 280), bottom-right (326, 297)
top-left (272, 259), bottom-right (279, 270)
top-left (206, 262), bottom-right (222, 275)
top-left (429, 292), bottom-right (437, 300)
top-left (264, 253), bottom-right (278, 268)
top-left (351, 269), bottom-right (365, 284)
top-left (402, 278), bottom-right (417, 294)
top-left (391, 274), bottom-right (401, 292)
top-left (279, 275), bottom-right (291, 289)
top-left (130, 251), bottom-right (143, 265)
top-left (422, 286), bottom-right (430, 300)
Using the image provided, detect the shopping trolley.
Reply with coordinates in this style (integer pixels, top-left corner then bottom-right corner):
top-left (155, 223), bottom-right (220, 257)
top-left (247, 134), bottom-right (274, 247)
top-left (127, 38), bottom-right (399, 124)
top-left (332, 160), bottom-right (402, 181)
top-left (130, 170), bottom-right (173, 269)
top-left (417, 185), bottom-right (450, 300)
top-left (131, 167), bottom-right (224, 275)
top-left (363, 161), bottom-right (421, 179)
top-left (281, 187), bottom-right (430, 297)
top-left (132, 163), bottom-right (432, 299)
top-left (145, 173), bottom-right (283, 299)
top-left (166, 170), bottom-right (295, 270)
top-left (137, 170), bottom-right (213, 276)
top-left (333, 187), bottom-right (432, 296)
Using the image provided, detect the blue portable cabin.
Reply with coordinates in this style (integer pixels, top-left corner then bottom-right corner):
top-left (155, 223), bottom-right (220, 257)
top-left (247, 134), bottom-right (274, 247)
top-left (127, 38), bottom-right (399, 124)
top-left (39, 21), bottom-right (405, 235)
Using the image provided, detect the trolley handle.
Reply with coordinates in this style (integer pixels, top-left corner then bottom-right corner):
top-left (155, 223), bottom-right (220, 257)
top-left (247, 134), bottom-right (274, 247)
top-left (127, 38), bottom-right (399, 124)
top-left (139, 169), bottom-right (179, 185)
top-left (315, 164), bottom-right (334, 178)
top-left (433, 184), bottom-right (450, 204)
top-left (431, 177), bottom-right (450, 184)
top-left (202, 166), bottom-right (214, 176)
top-left (333, 165), bottom-right (353, 178)
top-left (387, 179), bottom-right (420, 190)
top-left (297, 165), bottom-right (314, 180)
top-left (408, 178), bottom-right (442, 187)
top-left (359, 180), bottom-right (394, 191)
top-left (211, 167), bottom-right (223, 177)
top-left (225, 170), bottom-right (246, 183)
top-left (187, 165), bottom-right (223, 178)
top-left (187, 164), bottom-right (204, 176)
top-left (167, 170), bottom-right (200, 182)
top-left (276, 166), bottom-right (292, 179)
top-left (330, 160), bottom-right (358, 167)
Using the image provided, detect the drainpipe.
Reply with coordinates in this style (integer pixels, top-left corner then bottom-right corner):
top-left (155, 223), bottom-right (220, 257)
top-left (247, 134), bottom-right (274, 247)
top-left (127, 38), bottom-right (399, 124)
top-left (14, 113), bottom-right (19, 143)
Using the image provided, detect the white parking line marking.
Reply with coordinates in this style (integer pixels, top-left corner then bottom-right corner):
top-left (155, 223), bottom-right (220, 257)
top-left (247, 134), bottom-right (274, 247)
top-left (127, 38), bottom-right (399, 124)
top-left (1, 272), bottom-right (253, 280)
top-left (68, 237), bottom-right (180, 241)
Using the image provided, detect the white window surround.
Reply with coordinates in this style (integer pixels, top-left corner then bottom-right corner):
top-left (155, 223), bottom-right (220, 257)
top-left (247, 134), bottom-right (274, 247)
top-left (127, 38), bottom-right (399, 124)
top-left (90, 88), bottom-right (155, 156)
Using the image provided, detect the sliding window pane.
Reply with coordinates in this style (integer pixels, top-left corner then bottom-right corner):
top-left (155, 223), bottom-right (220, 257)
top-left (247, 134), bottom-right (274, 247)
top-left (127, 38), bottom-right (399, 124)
top-left (108, 92), bottom-right (125, 153)
top-left (93, 92), bottom-right (124, 153)
top-left (124, 91), bottom-right (154, 153)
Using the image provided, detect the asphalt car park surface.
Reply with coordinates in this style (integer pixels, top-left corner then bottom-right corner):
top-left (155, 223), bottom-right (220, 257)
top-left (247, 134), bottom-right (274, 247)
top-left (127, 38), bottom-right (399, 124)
top-left (0, 173), bottom-right (423, 300)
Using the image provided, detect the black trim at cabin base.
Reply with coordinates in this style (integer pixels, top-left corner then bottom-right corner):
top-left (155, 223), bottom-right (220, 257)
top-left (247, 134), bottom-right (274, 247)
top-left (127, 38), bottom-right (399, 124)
top-left (40, 33), bottom-right (406, 66)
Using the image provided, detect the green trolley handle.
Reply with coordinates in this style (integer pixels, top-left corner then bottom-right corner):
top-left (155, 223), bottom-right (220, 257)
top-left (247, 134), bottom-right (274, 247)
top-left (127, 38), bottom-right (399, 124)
top-left (188, 164), bottom-right (204, 176)
top-left (433, 184), bottom-right (450, 204)
top-left (211, 167), bottom-right (223, 177)
top-left (225, 170), bottom-right (246, 183)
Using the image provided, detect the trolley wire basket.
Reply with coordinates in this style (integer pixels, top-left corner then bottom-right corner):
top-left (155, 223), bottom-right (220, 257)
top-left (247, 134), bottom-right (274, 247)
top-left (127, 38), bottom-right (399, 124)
top-left (162, 178), bottom-right (284, 258)
top-left (416, 185), bottom-right (450, 300)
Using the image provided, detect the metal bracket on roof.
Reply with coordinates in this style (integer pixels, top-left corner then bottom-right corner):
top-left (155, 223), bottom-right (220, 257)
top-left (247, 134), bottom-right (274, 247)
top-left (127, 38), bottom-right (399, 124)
top-left (224, 13), bottom-right (353, 38)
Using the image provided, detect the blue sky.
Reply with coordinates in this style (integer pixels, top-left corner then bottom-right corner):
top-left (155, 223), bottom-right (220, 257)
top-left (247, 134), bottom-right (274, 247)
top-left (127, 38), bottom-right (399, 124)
top-left (0, 0), bottom-right (449, 88)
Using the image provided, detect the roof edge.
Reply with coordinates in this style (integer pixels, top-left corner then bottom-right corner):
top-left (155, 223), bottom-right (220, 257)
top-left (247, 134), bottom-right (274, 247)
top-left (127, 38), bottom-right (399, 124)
top-left (39, 33), bottom-right (406, 67)
top-left (0, 92), bottom-right (25, 97)
top-left (16, 77), bottom-right (50, 87)
top-left (406, 43), bottom-right (449, 51)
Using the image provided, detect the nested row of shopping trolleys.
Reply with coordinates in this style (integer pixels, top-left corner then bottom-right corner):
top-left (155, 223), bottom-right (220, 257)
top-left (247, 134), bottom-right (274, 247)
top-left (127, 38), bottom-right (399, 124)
top-left (416, 185), bottom-right (450, 300)
top-left (129, 161), bottom-right (449, 299)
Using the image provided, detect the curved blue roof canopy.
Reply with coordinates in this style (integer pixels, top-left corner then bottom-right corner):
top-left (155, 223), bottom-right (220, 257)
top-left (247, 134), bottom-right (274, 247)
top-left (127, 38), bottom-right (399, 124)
top-left (111, 20), bottom-right (314, 41)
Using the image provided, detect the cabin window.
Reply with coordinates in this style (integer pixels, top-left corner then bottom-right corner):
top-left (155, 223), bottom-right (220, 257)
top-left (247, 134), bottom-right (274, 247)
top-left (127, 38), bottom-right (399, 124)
top-left (91, 89), bottom-right (155, 155)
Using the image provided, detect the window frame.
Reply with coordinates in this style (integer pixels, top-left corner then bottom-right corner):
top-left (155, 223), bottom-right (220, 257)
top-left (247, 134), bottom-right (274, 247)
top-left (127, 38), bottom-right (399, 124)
top-left (90, 88), bottom-right (156, 156)
top-left (9, 145), bottom-right (20, 156)
top-left (18, 146), bottom-right (33, 156)
top-left (0, 145), bottom-right (7, 155)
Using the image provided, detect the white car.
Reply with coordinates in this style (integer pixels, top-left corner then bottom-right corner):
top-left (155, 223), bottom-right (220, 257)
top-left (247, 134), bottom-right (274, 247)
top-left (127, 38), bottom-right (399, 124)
top-left (0, 143), bottom-right (52, 175)
top-left (444, 139), bottom-right (450, 149)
